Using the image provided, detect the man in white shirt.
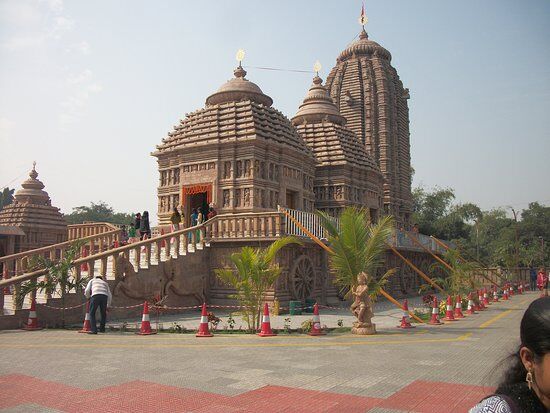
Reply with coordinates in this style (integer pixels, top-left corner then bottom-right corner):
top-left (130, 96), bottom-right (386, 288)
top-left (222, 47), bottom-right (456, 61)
top-left (84, 275), bottom-right (112, 334)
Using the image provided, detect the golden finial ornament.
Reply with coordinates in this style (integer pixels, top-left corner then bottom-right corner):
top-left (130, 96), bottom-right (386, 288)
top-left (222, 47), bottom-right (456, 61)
top-left (313, 61), bottom-right (322, 76)
top-left (236, 49), bottom-right (245, 66)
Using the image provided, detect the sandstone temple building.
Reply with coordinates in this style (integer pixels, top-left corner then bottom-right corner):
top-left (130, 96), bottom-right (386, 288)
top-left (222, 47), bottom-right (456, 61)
top-left (154, 26), bottom-right (413, 228)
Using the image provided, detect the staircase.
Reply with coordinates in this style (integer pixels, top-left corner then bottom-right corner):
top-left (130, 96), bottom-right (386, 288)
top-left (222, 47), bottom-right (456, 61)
top-left (0, 223), bottom-right (210, 318)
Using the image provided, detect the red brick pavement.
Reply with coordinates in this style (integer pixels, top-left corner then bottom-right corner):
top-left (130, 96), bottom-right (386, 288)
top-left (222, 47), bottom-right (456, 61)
top-left (0, 374), bottom-right (493, 412)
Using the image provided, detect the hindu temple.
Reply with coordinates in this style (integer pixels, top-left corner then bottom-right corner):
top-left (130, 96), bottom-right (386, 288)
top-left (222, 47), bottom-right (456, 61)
top-left (0, 164), bottom-right (66, 255)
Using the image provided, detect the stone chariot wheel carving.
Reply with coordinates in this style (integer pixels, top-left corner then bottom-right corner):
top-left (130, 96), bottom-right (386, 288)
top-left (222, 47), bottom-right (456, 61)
top-left (290, 255), bottom-right (315, 300)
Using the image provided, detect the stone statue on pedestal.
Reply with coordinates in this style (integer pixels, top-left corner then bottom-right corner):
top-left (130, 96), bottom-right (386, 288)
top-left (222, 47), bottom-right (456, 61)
top-left (350, 271), bottom-right (376, 335)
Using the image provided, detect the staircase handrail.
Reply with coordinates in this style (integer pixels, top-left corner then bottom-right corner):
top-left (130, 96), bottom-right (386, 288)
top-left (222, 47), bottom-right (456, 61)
top-left (0, 223), bottom-right (205, 289)
top-left (67, 222), bottom-right (120, 240)
top-left (0, 224), bottom-right (121, 265)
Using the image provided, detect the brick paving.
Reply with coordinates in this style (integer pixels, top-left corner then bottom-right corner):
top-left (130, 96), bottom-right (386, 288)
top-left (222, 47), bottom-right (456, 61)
top-left (0, 292), bottom-right (536, 412)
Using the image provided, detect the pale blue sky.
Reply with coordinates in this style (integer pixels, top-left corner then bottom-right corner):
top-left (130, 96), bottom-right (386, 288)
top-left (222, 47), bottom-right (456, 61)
top-left (1, 0), bottom-right (549, 223)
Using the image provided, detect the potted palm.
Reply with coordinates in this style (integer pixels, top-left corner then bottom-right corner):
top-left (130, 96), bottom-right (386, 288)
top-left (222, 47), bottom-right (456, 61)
top-left (318, 208), bottom-right (396, 335)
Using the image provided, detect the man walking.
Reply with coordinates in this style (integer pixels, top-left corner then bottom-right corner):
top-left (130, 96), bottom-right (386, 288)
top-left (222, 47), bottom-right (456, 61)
top-left (84, 275), bottom-right (112, 334)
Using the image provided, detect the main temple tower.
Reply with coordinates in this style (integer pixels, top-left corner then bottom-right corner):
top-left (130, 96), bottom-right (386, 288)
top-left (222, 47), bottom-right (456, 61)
top-left (325, 14), bottom-right (413, 226)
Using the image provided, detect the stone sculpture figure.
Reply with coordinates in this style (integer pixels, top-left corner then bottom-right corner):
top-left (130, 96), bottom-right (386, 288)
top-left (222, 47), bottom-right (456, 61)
top-left (350, 271), bottom-right (376, 335)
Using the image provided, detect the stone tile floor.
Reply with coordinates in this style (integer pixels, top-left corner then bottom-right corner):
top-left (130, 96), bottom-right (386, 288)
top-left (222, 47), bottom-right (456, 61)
top-left (0, 292), bottom-right (536, 412)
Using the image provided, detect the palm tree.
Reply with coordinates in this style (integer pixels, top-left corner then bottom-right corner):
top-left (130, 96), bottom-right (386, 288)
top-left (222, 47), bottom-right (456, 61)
top-left (422, 248), bottom-right (481, 297)
top-left (17, 241), bottom-right (88, 327)
top-left (215, 236), bottom-right (301, 332)
top-left (318, 208), bottom-right (396, 322)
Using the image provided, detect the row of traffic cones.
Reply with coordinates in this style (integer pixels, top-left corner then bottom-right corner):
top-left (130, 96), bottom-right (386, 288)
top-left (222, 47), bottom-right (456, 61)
top-left (22, 281), bottom-right (529, 334)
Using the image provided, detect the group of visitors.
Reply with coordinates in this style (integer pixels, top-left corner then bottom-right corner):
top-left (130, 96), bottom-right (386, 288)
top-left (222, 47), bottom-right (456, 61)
top-left (123, 211), bottom-right (152, 242)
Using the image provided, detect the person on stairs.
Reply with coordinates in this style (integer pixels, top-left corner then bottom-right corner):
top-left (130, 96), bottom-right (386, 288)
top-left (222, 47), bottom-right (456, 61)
top-left (139, 211), bottom-right (151, 240)
top-left (84, 275), bottom-right (112, 334)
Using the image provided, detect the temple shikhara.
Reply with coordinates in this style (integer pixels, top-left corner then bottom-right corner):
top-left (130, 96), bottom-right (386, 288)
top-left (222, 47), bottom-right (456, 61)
top-left (0, 15), bottom-right (443, 326)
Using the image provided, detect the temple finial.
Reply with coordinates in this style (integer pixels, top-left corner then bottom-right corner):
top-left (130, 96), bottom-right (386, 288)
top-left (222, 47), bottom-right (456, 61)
top-left (358, 3), bottom-right (368, 30)
top-left (313, 60), bottom-right (322, 77)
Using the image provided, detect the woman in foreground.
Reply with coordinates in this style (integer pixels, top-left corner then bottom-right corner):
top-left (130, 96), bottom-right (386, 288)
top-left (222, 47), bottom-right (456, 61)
top-left (470, 296), bottom-right (550, 412)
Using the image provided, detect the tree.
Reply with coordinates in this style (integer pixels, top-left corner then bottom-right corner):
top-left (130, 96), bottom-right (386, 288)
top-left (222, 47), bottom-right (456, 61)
top-left (0, 187), bottom-right (15, 211)
top-left (17, 241), bottom-right (88, 327)
top-left (421, 248), bottom-right (481, 297)
top-left (65, 201), bottom-right (133, 225)
top-left (215, 236), bottom-right (301, 332)
top-left (318, 208), bottom-right (396, 331)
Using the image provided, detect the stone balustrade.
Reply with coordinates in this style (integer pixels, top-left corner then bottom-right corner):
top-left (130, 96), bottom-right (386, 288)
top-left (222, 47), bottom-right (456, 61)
top-left (204, 212), bottom-right (283, 241)
top-left (67, 222), bottom-right (119, 240)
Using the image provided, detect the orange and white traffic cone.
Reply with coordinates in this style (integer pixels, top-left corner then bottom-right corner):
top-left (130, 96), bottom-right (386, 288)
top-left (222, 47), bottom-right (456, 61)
top-left (429, 297), bottom-right (443, 325)
top-left (397, 299), bottom-right (415, 329)
top-left (477, 290), bottom-right (486, 310)
top-left (466, 293), bottom-right (476, 315)
top-left (196, 303), bottom-right (213, 337)
top-left (443, 295), bottom-right (457, 321)
top-left (502, 286), bottom-right (509, 300)
top-left (22, 297), bottom-right (42, 331)
top-left (483, 288), bottom-right (490, 307)
top-left (493, 286), bottom-right (499, 303)
top-left (136, 301), bottom-right (156, 335)
top-left (78, 301), bottom-right (92, 333)
top-left (454, 296), bottom-right (464, 318)
top-left (258, 302), bottom-right (277, 337)
top-left (309, 303), bottom-right (327, 335)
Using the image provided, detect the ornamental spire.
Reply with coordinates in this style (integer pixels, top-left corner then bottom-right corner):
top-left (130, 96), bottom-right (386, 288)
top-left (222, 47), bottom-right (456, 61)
top-left (358, 3), bottom-right (369, 39)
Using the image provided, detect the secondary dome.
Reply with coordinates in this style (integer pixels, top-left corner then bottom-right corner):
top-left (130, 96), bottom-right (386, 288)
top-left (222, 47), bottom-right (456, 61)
top-left (292, 76), bottom-right (345, 125)
top-left (337, 28), bottom-right (391, 62)
top-left (205, 66), bottom-right (273, 107)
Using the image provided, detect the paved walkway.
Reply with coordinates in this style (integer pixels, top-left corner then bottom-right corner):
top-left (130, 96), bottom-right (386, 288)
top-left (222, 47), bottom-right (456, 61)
top-left (0, 292), bottom-right (537, 413)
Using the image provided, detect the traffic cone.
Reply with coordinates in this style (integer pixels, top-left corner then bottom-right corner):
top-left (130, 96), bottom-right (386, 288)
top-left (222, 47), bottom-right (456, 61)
top-left (196, 303), bottom-right (213, 337)
top-left (483, 288), bottom-right (490, 307)
top-left (136, 301), bottom-right (156, 335)
top-left (443, 295), bottom-right (457, 321)
top-left (493, 286), bottom-right (499, 302)
top-left (466, 293), bottom-right (476, 315)
top-left (22, 297), bottom-right (42, 331)
top-left (258, 302), bottom-right (277, 337)
top-left (477, 290), bottom-right (486, 310)
top-left (429, 297), bottom-right (443, 325)
top-left (78, 301), bottom-right (92, 333)
top-left (308, 303), bottom-right (327, 335)
top-left (397, 299), bottom-right (415, 329)
top-left (454, 296), bottom-right (464, 318)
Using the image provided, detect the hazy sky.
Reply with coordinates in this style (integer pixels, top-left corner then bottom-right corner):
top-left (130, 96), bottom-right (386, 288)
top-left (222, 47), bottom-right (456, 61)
top-left (1, 0), bottom-right (549, 224)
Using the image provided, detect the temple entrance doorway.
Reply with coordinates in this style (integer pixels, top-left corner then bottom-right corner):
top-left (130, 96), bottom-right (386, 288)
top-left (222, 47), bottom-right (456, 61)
top-left (185, 192), bottom-right (209, 227)
top-left (181, 183), bottom-right (212, 228)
